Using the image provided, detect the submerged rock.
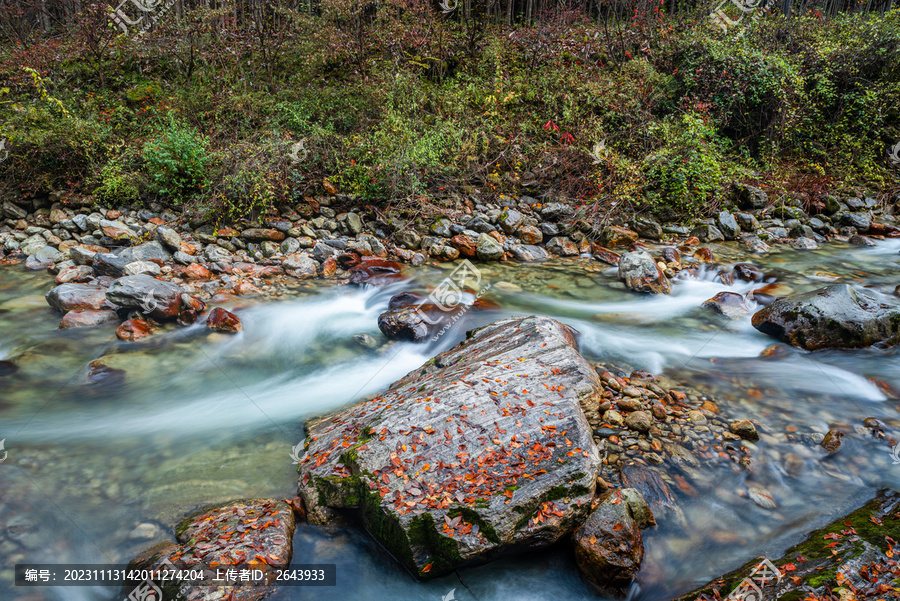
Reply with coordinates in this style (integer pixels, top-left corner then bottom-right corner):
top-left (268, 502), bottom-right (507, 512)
top-left (116, 318), bottom-right (153, 342)
top-left (297, 316), bottom-right (601, 578)
top-left (702, 291), bottom-right (751, 319)
top-left (59, 309), bottom-right (119, 329)
top-left (348, 257), bottom-right (404, 285)
top-left (751, 284), bottom-right (900, 350)
top-left (618, 251), bottom-right (670, 294)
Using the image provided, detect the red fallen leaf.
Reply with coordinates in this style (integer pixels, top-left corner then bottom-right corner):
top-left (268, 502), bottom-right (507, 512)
top-left (422, 563), bottom-right (433, 573)
top-left (844, 521), bottom-right (853, 527)
top-left (824, 533), bottom-right (841, 540)
top-left (870, 515), bottom-right (884, 526)
top-left (612, 523), bottom-right (623, 531)
top-left (796, 555), bottom-right (807, 563)
top-left (781, 563), bottom-right (796, 571)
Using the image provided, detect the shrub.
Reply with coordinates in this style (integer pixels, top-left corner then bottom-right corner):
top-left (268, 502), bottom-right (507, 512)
top-left (93, 146), bottom-right (141, 205)
top-left (142, 117), bottom-right (209, 201)
top-left (641, 113), bottom-right (728, 219)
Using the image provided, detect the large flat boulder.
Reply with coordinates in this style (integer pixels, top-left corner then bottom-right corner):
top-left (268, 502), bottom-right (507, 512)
top-left (751, 284), bottom-right (900, 350)
top-left (297, 315), bottom-right (602, 577)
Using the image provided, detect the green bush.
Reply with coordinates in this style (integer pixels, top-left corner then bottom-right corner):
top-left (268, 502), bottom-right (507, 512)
top-left (642, 113), bottom-right (728, 219)
top-left (204, 141), bottom-right (290, 223)
top-left (142, 117), bottom-right (209, 201)
top-left (93, 147), bottom-right (141, 205)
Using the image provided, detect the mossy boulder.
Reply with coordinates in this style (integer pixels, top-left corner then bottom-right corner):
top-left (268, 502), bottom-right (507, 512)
top-left (297, 315), bottom-right (603, 577)
top-left (674, 490), bottom-right (900, 601)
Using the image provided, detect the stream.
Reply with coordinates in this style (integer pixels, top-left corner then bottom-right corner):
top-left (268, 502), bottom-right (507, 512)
top-left (1, 238), bottom-right (900, 601)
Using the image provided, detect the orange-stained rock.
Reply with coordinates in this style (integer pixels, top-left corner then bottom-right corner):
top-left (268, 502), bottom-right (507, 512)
top-left (450, 234), bottom-right (478, 258)
top-left (116, 318), bottom-right (153, 341)
top-left (207, 307), bottom-right (242, 332)
top-left (184, 263), bottom-right (211, 279)
top-left (321, 256), bottom-right (338, 277)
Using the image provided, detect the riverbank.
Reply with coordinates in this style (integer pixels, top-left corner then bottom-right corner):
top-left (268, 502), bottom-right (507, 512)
top-left (0, 185), bottom-right (898, 343)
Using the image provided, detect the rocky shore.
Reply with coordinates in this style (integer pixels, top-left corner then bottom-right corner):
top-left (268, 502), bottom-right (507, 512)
top-left (0, 185), bottom-right (897, 345)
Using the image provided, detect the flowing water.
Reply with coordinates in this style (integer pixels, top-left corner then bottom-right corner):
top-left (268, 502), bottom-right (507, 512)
top-left (2, 238), bottom-right (900, 601)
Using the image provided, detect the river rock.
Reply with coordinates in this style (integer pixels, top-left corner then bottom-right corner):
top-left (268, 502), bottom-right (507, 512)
top-left (395, 230), bottom-right (421, 250)
top-left (849, 234), bottom-right (876, 246)
top-left (2, 201), bottom-right (28, 219)
top-left (348, 257), bottom-right (404, 285)
top-left (155, 225), bottom-right (183, 251)
top-left (123, 260), bottom-right (162, 276)
top-left (498, 208), bottom-right (523, 233)
top-left (601, 226), bottom-right (639, 247)
top-left (540, 202), bottom-right (576, 221)
top-left (518, 225), bottom-right (543, 245)
top-left (106, 274), bottom-right (183, 319)
top-left (377, 304), bottom-right (448, 342)
top-left (450, 234), bottom-right (478, 259)
top-left (734, 183), bottom-right (768, 209)
top-left (573, 488), bottom-right (651, 598)
top-left (617, 251), bottom-right (670, 294)
top-left (297, 316), bottom-right (601, 577)
top-left (99, 219), bottom-right (137, 241)
top-left (751, 284), bottom-right (900, 350)
top-left (183, 263), bottom-right (211, 279)
top-left (702, 291), bottom-right (750, 319)
top-left (46, 283), bottom-right (109, 312)
top-left (631, 217), bottom-right (662, 240)
top-left (690, 224), bottom-right (725, 242)
top-left (119, 241), bottom-right (171, 263)
top-left (55, 264), bottom-right (94, 284)
top-left (821, 429), bottom-right (844, 453)
top-left (717, 211), bottom-right (740, 240)
top-left (282, 254), bottom-right (318, 279)
top-left (127, 499), bottom-right (296, 601)
top-left (624, 410), bottom-right (652, 433)
top-left (475, 233), bottom-right (504, 261)
top-left (206, 307), bottom-right (242, 332)
top-left (729, 419), bottom-right (759, 441)
top-left (116, 318), bottom-right (153, 342)
top-left (92, 252), bottom-right (131, 278)
top-left (546, 236), bottom-right (579, 256)
top-left (732, 263), bottom-right (763, 282)
top-left (509, 244), bottom-right (549, 262)
top-left (793, 236), bottom-right (818, 249)
top-left (59, 309), bottom-right (119, 329)
top-left (841, 212), bottom-right (871, 233)
top-left (430, 218), bottom-right (453, 237)
top-left (241, 228), bottom-right (285, 242)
